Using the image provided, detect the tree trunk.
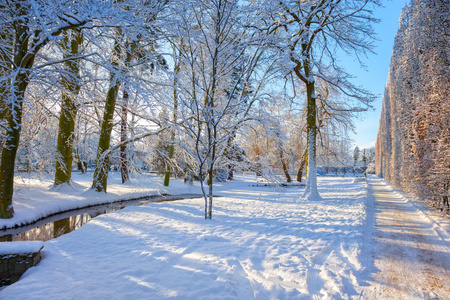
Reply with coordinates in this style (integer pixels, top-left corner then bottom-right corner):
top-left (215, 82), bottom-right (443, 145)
top-left (77, 160), bottom-right (86, 174)
top-left (163, 144), bottom-right (174, 186)
top-left (303, 76), bottom-right (320, 199)
top-left (0, 28), bottom-right (14, 219)
top-left (204, 43), bottom-right (218, 219)
top-left (75, 120), bottom-right (87, 174)
top-left (0, 84), bottom-right (26, 218)
top-left (204, 144), bottom-right (216, 219)
top-left (228, 165), bottom-right (233, 181)
top-left (279, 150), bottom-right (291, 183)
top-left (208, 177), bottom-right (213, 219)
top-left (184, 163), bottom-right (193, 184)
top-left (55, 31), bottom-right (83, 186)
top-left (164, 57), bottom-right (180, 186)
top-left (0, 30), bottom-right (11, 123)
top-left (224, 136), bottom-right (236, 181)
top-left (205, 123), bottom-right (217, 219)
top-left (120, 89), bottom-right (129, 184)
top-left (118, 40), bottom-right (136, 185)
top-left (296, 149), bottom-right (307, 182)
top-left (92, 34), bottom-right (122, 193)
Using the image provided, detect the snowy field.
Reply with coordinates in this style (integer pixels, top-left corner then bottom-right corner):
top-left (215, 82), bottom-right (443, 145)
top-left (2, 174), bottom-right (449, 299)
top-left (1, 175), bottom-right (370, 299)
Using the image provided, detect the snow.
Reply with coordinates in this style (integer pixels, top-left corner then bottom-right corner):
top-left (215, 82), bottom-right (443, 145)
top-left (379, 179), bottom-right (450, 248)
top-left (1, 174), bottom-right (448, 299)
top-left (0, 175), bottom-right (369, 299)
top-left (362, 177), bottom-right (450, 299)
top-left (0, 172), bottom-right (201, 230)
top-left (0, 241), bottom-right (44, 256)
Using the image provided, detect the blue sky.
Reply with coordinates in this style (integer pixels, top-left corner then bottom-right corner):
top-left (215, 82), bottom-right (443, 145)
top-left (347, 0), bottom-right (409, 149)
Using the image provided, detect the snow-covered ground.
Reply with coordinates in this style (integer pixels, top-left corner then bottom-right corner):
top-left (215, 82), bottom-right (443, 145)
top-left (0, 172), bottom-right (201, 230)
top-left (0, 174), bottom-right (369, 299)
top-left (0, 174), bottom-right (449, 299)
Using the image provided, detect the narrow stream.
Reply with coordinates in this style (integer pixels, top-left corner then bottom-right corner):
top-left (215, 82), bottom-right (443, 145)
top-left (0, 194), bottom-right (202, 242)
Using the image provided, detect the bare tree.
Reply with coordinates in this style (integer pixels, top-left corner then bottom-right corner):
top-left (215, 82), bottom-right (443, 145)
top-left (167, 0), bottom-right (273, 218)
top-left (257, 0), bottom-right (379, 200)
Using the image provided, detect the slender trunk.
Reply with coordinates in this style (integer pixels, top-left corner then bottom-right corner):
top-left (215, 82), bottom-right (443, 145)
top-left (118, 40), bottom-right (135, 184)
top-left (120, 88), bottom-right (129, 184)
top-left (76, 160), bottom-right (86, 174)
top-left (24, 144), bottom-right (31, 172)
top-left (203, 107), bottom-right (217, 219)
top-left (184, 163), bottom-right (193, 184)
top-left (204, 150), bottom-right (215, 220)
top-left (92, 34), bottom-right (122, 192)
top-left (296, 164), bottom-right (303, 182)
top-left (204, 41), bottom-right (218, 219)
top-left (198, 168), bottom-right (208, 219)
top-left (208, 178), bottom-right (213, 219)
top-left (207, 128), bottom-right (216, 187)
top-left (164, 56), bottom-right (180, 186)
top-left (204, 189), bottom-right (208, 219)
top-left (75, 120), bottom-right (87, 174)
top-left (205, 123), bottom-right (217, 219)
top-left (224, 136), bottom-right (235, 181)
top-left (55, 31), bottom-right (83, 186)
top-left (279, 150), bottom-right (291, 183)
top-left (228, 165), bottom-right (233, 181)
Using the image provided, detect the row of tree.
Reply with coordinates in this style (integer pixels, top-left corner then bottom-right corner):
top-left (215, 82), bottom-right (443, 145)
top-left (376, 0), bottom-right (449, 206)
top-left (1, 0), bottom-right (380, 219)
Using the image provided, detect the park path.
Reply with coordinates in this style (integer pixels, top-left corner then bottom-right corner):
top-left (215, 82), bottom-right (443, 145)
top-left (363, 177), bottom-right (450, 299)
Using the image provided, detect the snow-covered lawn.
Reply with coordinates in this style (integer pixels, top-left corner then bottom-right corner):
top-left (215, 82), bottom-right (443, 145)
top-left (1, 175), bottom-right (370, 299)
top-left (0, 172), bottom-right (202, 230)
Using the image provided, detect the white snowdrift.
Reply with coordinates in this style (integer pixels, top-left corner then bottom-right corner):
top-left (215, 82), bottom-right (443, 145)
top-left (0, 241), bottom-right (44, 256)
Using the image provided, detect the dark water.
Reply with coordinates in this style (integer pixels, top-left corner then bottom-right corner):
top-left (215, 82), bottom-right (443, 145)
top-left (0, 194), bottom-right (202, 242)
